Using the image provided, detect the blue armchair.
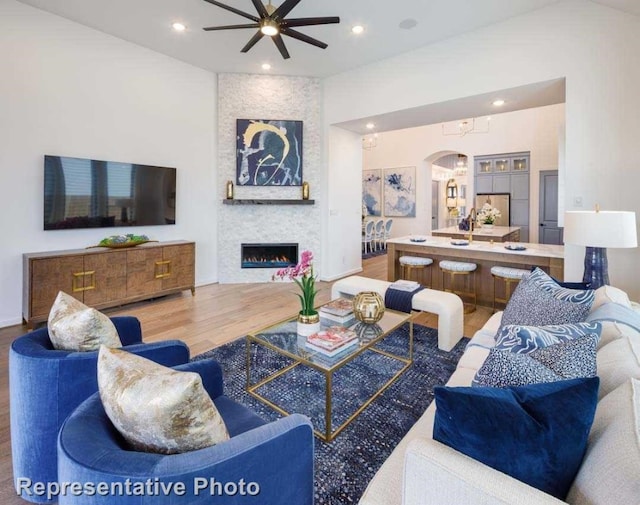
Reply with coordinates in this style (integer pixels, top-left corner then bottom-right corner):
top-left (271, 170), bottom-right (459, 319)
top-left (9, 316), bottom-right (190, 503)
top-left (57, 358), bottom-right (314, 505)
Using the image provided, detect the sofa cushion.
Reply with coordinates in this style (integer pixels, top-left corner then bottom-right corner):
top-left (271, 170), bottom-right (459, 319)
top-left (48, 291), bottom-right (121, 351)
top-left (591, 285), bottom-right (632, 311)
top-left (596, 327), bottom-right (640, 399)
top-left (498, 273), bottom-right (592, 335)
top-left (566, 379), bottom-right (640, 505)
top-left (97, 346), bottom-right (229, 454)
top-left (433, 377), bottom-right (599, 500)
top-left (473, 335), bottom-right (598, 388)
top-left (495, 322), bottom-right (602, 354)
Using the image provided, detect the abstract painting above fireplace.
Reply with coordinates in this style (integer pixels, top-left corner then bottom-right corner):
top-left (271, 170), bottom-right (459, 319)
top-left (241, 243), bottom-right (298, 269)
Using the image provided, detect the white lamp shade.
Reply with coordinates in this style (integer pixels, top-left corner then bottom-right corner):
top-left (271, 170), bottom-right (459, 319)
top-left (564, 211), bottom-right (638, 248)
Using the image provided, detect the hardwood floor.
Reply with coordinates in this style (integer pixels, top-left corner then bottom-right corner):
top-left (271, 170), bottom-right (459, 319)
top-left (0, 254), bottom-right (491, 504)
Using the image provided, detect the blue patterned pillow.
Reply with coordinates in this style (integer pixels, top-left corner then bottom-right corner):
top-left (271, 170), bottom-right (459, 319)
top-left (529, 267), bottom-right (595, 306)
top-left (495, 322), bottom-right (602, 353)
top-left (498, 274), bottom-right (593, 335)
top-left (434, 377), bottom-right (600, 499)
top-left (473, 335), bottom-right (598, 388)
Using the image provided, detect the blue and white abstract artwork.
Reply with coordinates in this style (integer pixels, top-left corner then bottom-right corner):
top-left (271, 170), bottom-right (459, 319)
top-left (236, 119), bottom-right (303, 186)
top-left (384, 166), bottom-right (416, 217)
top-left (362, 169), bottom-right (382, 217)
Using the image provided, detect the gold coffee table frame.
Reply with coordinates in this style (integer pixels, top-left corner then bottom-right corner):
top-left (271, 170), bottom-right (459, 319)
top-left (246, 306), bottom-right (413, 442)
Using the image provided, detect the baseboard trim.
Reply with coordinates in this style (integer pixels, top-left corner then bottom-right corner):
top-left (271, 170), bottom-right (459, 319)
top-left (320, 267), bottom-right (363, 282)
top-left (0, 316), bottom-right (24, 330)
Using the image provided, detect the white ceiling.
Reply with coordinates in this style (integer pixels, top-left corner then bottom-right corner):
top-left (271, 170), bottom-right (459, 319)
top-left (14, 0), bottom-right (636, 131)
top-left (13, 0), bottom-right (570, 77)
top-left (16, 0), bottom-right (640, 78)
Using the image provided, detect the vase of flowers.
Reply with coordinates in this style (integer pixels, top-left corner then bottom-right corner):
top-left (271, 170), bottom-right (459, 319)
top-left (477, 203), bottom-right (501, 229)
top-left (272, 250), bottom-right (320, 336)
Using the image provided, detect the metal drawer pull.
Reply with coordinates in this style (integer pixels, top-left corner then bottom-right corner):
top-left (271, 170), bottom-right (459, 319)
top-left (72, 271), bottom-right (96, 292)
top-left (154, 260), bottom-right (172, 279)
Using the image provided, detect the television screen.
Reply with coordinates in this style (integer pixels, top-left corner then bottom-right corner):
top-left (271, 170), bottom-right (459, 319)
top-left (44, 155), bottom-right (176, 230)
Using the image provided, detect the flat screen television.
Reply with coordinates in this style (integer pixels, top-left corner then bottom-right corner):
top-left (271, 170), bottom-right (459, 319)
top-left (44, 155), bottom-right (176, 230)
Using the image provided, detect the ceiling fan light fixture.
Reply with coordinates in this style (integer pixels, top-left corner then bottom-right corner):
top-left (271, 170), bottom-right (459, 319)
top-left (172, 22), bottom-right (187, 32)
top-left (261, 19), bottom-right (279, 36)
top-left (352, 25), bottom-right (364, 35)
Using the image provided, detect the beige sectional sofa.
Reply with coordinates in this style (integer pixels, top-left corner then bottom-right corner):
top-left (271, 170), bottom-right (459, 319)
top-left (357, 286), bottom-right (640, 505)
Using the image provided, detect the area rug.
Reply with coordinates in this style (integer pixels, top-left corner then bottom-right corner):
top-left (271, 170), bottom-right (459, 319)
top-left (193, 324), bottom-right (468, 505)
top-left (362, 248), bottom-right (387, 260)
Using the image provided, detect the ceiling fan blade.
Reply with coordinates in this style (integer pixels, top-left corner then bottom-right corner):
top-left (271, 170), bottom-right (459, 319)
top-left (250, 0), bottom-right (269, 18)
top-left (273, 0), bottom-right (301, 19)
top-left (203, 23), bottom-right (260, 31)
top-left (282, 17), bottom-right (340, 28)
top-left (281, 27), bottom-right (328, 49)
top-left (201, 0), bottom-right (259, 22)
top-left (241, 31), bottom-right (265, 53)
top-left (272, 34), bottom-right (291, 59)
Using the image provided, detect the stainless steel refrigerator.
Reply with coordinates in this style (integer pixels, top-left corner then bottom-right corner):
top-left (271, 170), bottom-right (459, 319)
top-left (475, 193), bottom-right (510, 226)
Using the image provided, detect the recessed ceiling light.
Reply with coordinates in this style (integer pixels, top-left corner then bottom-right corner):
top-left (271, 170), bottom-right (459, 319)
top-left (172, 22), bottom-right (186, 32)
top-left (352, 25), bottom-right (364, 35)
top-left (492, 99), bottom-right (505, 107)
top-left (366, 122), bottom-right (375, 129)
top-left (261, 63), bottom-right (271, 70)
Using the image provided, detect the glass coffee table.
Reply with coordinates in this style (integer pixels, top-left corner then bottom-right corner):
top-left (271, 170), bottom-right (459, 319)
top-left (246, 305), bottom-right (413, 442)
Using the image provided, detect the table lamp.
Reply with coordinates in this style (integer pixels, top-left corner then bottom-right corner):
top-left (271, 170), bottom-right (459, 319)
top-left (563, 208), bottom-right (637, 289)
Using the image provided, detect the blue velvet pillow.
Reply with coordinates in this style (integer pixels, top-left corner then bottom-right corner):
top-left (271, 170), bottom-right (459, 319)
top-left (495, 322), bottom-right (602, 353)
top-left (433, 377), bottom-right (600, 499)
top-left (498, 274), bottom-right (592, 335)
top-left (473, 335), bottom-right (598, 388)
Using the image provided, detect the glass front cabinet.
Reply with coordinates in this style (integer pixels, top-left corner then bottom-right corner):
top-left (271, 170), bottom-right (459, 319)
top-left (473, 152), bottom-right (531, 242)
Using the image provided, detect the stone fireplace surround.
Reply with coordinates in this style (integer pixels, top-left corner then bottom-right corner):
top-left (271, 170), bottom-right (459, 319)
top-left (217, 73), bottom-right (321, 283)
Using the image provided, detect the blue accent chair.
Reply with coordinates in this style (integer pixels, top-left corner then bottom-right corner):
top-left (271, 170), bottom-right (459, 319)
top-left (9, 317), bottom-right (190, 503)
top-left (57, 358), bottom-right (315, 505)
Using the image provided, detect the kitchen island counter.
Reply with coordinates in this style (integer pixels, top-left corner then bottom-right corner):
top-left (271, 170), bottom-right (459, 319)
top-left (387, 236), bottom-right (564, 307)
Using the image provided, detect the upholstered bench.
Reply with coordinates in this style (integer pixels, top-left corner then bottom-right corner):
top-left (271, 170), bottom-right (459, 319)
top-left (331, 275), bottom-right (464, 351)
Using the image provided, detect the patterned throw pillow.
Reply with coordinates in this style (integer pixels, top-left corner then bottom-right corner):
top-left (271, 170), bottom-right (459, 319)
top-left (473, 335), bottom-right (598, 388)
top-left (529, 267), bottom-right (595, 306)
top-left (495, 322), bottom-right (602, 354)
top-left (498, 275), bottom-right (593, 335)
top-left (48, 291), bottom-right (121, 351)
top-left (98, 346), bottom-right (229, 454)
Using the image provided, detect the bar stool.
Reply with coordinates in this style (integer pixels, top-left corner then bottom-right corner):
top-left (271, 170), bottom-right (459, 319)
top-left (490, 266), bottom-right (530, 312)
top-left (439, 260), bottom-right (477, 313)
top-left (399, 256), bottom-right (433, 287)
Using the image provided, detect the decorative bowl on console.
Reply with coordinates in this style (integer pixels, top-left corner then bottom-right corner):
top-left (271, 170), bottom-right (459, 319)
top-left (90, 234), bottom-right (153, 249)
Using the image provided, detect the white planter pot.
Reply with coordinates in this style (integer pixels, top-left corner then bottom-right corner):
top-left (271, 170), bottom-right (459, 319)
top-left (297, 320), bottom-right (321, 336)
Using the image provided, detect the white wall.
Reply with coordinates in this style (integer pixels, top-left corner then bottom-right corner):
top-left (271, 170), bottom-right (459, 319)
top-left (216, 73), bottom-right (322, 282)
top-left (324, 0), bottom-right (640, 300)
top-left (0, 1), bottom-right (217, 327)
top-left (362, 105), bottom-right (565, 242)
top-left (322, 126), bottom-right (363, 281)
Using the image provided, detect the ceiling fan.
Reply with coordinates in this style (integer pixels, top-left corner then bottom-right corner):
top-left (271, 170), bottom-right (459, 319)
top-left (202, 0), bottom-right (340, 59)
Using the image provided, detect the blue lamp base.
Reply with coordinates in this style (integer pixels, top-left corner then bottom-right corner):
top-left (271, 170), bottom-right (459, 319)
top-left (582, 246), bottom-right (609, 289)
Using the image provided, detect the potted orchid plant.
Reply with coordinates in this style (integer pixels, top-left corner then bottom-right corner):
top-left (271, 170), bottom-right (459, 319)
top-left (272, 250), bottom-right (319, 335)
top-left (477, 203), bottom-right (501, 228)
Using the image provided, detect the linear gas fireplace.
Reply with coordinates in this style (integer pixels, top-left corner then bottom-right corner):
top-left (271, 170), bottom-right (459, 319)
top-left (241, 243), bottom-right (298, 269)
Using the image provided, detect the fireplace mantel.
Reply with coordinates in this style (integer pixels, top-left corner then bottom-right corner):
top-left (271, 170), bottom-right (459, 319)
top-left (222, 199), bottom-right (315, 205)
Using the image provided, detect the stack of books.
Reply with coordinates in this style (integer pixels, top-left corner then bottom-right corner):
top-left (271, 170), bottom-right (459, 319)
top-left (389, 279), bottom-right (421, 292)
top-left (319, 297), bottom-right (356, 326)
top-left (306, 326), bottom-right (359, 357)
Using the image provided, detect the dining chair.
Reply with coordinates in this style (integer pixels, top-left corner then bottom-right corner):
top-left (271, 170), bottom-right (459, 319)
top-left (384, 219), bottom-right (394, 248)
top-left (362, 220), bottom-right (375, 254)
top-left (374, 219), bottom-right (385, 251)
